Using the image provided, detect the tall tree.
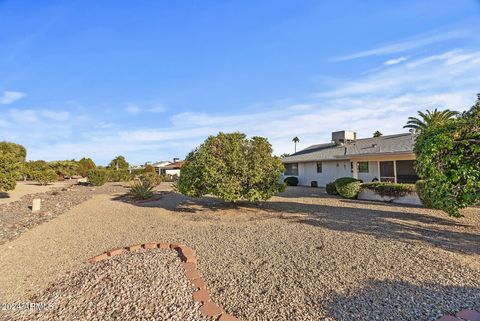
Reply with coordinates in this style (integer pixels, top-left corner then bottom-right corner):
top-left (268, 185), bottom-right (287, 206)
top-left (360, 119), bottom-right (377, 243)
top-left (373, 130), bottom-right (383, 137)
top-left (404, 108), bottom-right (459, 132)
top-left (177, 132), bottom-right (285, 202)
top-left (108, 156), bottom-right (129, 170)
top-left (292, 136), bottom-right (300, 153)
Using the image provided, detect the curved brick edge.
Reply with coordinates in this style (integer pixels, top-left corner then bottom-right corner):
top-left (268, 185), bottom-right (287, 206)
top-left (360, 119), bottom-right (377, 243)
top-left (88, 242), bottom-right (241, 321)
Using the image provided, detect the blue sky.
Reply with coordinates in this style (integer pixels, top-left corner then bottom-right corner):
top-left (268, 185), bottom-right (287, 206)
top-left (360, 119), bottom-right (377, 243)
top-left (1, 0), bottom-right (479, 165)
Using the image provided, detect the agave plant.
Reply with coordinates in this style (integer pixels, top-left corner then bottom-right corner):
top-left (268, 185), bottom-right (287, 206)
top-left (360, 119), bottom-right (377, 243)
top-left (404, 108), bottom-right (459, 132)
top-left (129, 179), bottom-right (155, 200)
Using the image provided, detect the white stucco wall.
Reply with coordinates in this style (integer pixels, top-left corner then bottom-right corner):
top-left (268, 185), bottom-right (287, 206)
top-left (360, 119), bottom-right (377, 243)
top-left (297, 160), bottom-right (351, 187)
top-left (357, 161), bottom-right (380, 183)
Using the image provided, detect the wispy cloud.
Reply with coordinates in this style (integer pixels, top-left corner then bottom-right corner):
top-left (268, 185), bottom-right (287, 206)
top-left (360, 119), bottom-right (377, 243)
top-left (125, 103), bottom-right (166, 114)
top-left (333, 30), bottom-right (467, 62)
top-left (384, 56), bottom-right (409, 65)
top-left (0, 91), bottom-right (25, 104)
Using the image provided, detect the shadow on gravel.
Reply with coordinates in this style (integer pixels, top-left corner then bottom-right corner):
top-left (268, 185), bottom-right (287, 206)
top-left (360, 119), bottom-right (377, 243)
top-left (111, 189), bottom-right (479, 255)
top-left (323, 279), bottom-right (480, 321)
top-left (0, 192), bottom-right (10, 199)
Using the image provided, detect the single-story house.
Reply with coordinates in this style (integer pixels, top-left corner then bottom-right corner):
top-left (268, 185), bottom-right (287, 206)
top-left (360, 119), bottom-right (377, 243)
top-left (281, 130), bottom-right (418, 187)
top-left (152, 161), bottom-right (172, 175)
top-left (163, 160), bottom-right (185, 176)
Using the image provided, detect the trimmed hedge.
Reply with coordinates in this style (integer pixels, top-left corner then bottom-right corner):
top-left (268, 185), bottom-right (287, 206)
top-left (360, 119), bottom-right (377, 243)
top-left (335, 177), bottom-right (361, 199)
top-left (31, 169), bottom-right (58, 185)
top-left (326, 182), bottom-right (338, 195)
top-left (108, 169), bottom-right (132, 182)
top-left (361, 182), bottom-right (416, 198)
top-left (284, 176), bottom-right (299, 186)
top-left (415, 180), bottom-right (434, 208)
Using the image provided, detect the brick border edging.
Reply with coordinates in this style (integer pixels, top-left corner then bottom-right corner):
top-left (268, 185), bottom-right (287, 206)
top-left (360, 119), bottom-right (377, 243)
top-left (88, 242), bottom-right (241, 321)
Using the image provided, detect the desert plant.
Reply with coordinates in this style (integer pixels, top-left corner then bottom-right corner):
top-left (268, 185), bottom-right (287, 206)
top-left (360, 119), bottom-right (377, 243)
top-left (129, 179), bottom-right (154, 200)
top-left (284, 176), bottom-right (299, 186)
top-left (144, 164), bottom-right (155, 173)
top-left (361, 182), bottom-right (416, 198)
top-left (413, 94), bottom-right (480, 216)
top-left (177, 132), bottom-right (285, 202)
top-left (0, 152), bottom-right (21, 192)
top-left (31, 169), bottom-right (58, 185)
top-left (87, 169), bottom-right (109, 186)
top-left (140, 172), bottom-right (163, 186)
top-left (326, 182), bottom-right (338, 195)
top-left (335, 177), bottom-right (361, 199)
top-left (415, 180), bottom-right (433, 208)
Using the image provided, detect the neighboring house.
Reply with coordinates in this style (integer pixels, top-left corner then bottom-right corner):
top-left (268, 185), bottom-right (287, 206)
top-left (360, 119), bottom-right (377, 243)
top-left (152, 161), bottom-right (172, 175)
top-left (163, 160), bottom-right (185, 176)
top-left (281, 130), bottom-right (418, 187)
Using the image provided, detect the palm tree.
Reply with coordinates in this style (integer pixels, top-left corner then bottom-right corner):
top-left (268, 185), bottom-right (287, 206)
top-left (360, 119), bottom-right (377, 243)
top-left (292, 136), bottom-right (300, 153)
top-left (404, 108), bottom-right (459, 132)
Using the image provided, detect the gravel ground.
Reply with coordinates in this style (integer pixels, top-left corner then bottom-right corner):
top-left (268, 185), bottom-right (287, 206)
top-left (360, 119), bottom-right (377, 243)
top-left (0, 181), bottom-right (69, 205)
top-left (6, 249), bottom-right (207, 321)
top-left (0, 182), bottom-right (128, 245)
top-left (0, 184), bottom-right (479, 321)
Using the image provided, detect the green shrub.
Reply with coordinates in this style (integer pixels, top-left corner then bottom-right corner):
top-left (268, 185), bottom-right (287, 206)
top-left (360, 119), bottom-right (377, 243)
top-left (87, 169), bottom-right (109, 186)
top-left (335, 177), bottom-right (361, 199)
top-left (284, 176), bottom-right (299, 186)
top-left (177, 132), bottom-right (285, 202)
top-left (108, 169), bottom-right (131, 182)
top-left (0, 152), bottom-right (21, 192)
top-left (361, 182), bottom-right (416, 198)
top-left (326, 182), bottom-right (338, 195)
top-left (31, 169), bottom-right (58, 185)
top-left (138, 172), bottom-right (163, 186)
top-left (129, 179), bottom-right (154, 200)
top-left (415, 180), bottom-right (434, 208)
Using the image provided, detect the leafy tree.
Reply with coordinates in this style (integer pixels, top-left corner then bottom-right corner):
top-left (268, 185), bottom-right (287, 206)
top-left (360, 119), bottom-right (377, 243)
top-left (108, 155), bottom-right (129, 170)
top-left (145, 164), bottom-right (155, 173)
top-left (413, 95), bottom-right (480, 216)
top-left (292, 136), bottom-right (300, 153)
top-left (31, 169), bottom-right (58, 185)
top-left (404, 108), bottom-right (458, 132)
top-left (78, 158), bottom-right (96, 176)
top-left (373, 130), bottom-right (383, 137)
top-left (280, 153), bottom-right (291, 158)
top-left (0, 142), bottom-right (26, 162)
top-left (0, 152), bottom-right (21, 192)
top-left (22, 160), bottom-right (49, 179)
top-left (177, 132), bottom-right (285, 202)
top-left (49, 160), bottom-right (80, 178)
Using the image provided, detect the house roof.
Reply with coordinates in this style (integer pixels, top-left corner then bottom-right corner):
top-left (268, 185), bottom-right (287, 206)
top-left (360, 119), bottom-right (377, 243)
top-left (282, 133), bottom-right (416, 163)
top-left (152, 161), bottom-right (171, 167)
top-left (163, 160), bottom-right (185, 169)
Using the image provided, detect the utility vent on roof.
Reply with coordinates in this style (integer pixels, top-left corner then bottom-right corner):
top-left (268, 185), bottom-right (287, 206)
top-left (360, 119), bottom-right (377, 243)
top-left (332, 130), bottom-right (356, 145)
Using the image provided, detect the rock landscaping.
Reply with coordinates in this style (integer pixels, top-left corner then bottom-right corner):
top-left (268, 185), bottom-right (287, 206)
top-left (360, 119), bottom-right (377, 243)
top-left (7, 249), bottom-right (209, 321)
top-left (0, 182), bottom-right (128, 245)
top-left (0, 184), bottom-right (478, 321)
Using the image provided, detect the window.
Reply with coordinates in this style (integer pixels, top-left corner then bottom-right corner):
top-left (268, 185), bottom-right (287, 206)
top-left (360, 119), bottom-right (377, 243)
top-left (316, 161), bottom-right (322, 173)
top-left (284, 163), bottom-right (298, 176)
top-left (358, 162), bottom-right (369, 173)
